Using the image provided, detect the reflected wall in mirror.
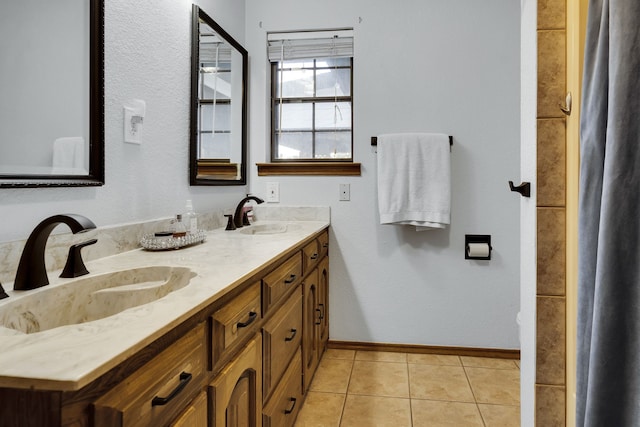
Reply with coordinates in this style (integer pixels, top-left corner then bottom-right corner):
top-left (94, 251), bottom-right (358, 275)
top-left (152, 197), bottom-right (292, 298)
top-left (0, 0), bottom-right (104, 188)
top-left (190, 5), bottom-right (247, 186)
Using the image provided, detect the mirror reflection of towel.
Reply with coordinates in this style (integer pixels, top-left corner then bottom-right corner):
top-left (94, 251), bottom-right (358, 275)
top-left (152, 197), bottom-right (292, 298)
top-left (52, 137), bottom-right (87, 174)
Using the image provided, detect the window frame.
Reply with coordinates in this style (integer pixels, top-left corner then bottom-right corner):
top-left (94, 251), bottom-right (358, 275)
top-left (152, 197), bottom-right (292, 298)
top-left (270, 57), bottom-right (354, 163)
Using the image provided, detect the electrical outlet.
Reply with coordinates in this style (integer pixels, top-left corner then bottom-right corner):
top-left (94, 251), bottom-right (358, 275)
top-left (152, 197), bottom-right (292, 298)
top-left (266, 182), bottom-right (280, 203)
top-left (339, 183), bottom-right (350, 201)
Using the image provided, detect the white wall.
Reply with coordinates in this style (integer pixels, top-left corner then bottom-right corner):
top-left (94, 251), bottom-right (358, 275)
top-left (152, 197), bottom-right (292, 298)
top-left (0, 0), bottom-right (246, 245)
top-left (246, 0), bottom-right (522, 348)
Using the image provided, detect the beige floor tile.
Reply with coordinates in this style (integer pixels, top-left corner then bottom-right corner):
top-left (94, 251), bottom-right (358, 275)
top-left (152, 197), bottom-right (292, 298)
top-left (323, 349), bottom-right (356, 360)
top-left (478, 404), bottom-right (521, 427)
top-left (411, 399), bottom-right (484, 427)
top-left (340, 395), bottom-right (412, 427)
top-left (309, 358), bottom-right (353, 393)
top-left (294, 392), bottom-right (345, 427)
top-left (460, 356), bottom-right (519, 370)
top-left (409, 364), bottom-right (475, 402)
top-left (355, 350), bottom-right (408, 363)
top-left (465, 367), bottom-right (520, 405)
top-left (407, 353), bottom-right (461, 366)
top-left (348, 360), bottom-right (410, 398)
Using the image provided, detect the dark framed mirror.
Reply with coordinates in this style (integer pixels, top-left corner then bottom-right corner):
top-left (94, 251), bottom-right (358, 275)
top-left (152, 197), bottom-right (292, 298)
top-left (190, 5), bottom-right (248, 186)
top-left (0, 0), bottom-right (104, 188)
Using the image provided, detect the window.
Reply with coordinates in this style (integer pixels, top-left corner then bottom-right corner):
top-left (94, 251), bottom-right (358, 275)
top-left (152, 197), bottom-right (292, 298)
top-left (268, 30), bottom-right (354, 162)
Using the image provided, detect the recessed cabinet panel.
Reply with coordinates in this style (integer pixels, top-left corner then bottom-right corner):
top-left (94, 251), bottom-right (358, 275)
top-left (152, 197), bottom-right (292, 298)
top-left (93, 324), bottom-right (206, 427)
top-left (209, 335), bottom-right (262, 427)
top-left (211, 282), bottom-right (262, 369)
top-left (318, 257), bottom-right (329, 351)
top-left (302, 268), bottom-right (319, 392)
top-left (262, 350), bottom-right (303, 427)
top-left (262, 287), bottom-right (303, 400)
top-left (262, 253), bottom-right (302, 314)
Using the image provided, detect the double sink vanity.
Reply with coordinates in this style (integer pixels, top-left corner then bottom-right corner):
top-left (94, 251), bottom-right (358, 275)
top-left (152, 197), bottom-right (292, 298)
top-left (0, 213), bottom-right (330, 426)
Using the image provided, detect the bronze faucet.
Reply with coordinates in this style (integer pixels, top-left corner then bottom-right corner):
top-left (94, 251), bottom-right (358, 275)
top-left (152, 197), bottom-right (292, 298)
top-left (233, 195), bottom-right (264, 228)
top-left (13, 214), bottom-right (96, 291)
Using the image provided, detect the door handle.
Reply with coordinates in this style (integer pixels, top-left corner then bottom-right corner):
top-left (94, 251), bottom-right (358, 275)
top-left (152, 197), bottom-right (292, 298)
top-left (508, 181), bottom-right (531, 198)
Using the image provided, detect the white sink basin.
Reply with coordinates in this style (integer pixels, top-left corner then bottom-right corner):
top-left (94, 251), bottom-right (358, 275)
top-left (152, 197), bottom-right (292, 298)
top-left (0, 266), bottom-right (195, 334)
top-left (238, 223), bottom-right (294, 235)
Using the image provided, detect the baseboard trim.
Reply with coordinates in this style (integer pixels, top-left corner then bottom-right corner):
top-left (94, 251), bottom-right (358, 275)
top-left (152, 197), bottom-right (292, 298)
top-left (328, 340), bottom-right (520, 360)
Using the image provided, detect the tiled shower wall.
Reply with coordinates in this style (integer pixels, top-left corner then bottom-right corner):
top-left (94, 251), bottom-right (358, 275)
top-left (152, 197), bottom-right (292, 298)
top-left (536, 0), bottom-right (567, 425)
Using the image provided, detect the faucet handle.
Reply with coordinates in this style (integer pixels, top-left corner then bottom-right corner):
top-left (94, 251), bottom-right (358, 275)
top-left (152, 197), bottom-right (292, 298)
top-left (0, 281), bottom-right (8, 300)
top-left (60, 239), bottom-right (98, 279)
top-left (224, 214), bottom-right (236, 231)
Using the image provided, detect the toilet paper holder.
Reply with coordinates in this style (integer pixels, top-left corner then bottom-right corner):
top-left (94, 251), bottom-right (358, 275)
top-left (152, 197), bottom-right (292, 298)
top-left (465, 234), bottom-right (492, 260)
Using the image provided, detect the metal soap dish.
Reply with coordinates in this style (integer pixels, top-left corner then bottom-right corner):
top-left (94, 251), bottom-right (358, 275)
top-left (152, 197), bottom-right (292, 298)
top-left (140, 230), bottom-right (207, 251)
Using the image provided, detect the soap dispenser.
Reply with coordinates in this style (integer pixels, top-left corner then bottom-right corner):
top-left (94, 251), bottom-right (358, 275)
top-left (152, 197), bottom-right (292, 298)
top-left (184, 200), bottom-right (198, 234)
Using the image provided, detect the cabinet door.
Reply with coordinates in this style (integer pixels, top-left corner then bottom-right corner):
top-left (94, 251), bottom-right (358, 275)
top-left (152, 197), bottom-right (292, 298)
top-left (170, 392), bottom-right (207, 427)
top-left (209, 335), bottom-right (262, 427)
top-left (302, 269), bottom-right (319, 392)
top-left (318, 257), bottom-right (329, 356)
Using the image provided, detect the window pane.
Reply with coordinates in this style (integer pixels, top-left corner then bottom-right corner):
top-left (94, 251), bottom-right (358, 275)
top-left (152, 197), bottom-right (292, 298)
top-left (200, 103), bottom-right (231, 132)
top-left (317, 58), bottom-right (351, 68)
top-left (275, 68), bottom-right (314, 98)
top-left (199, 133), bottom-right (231, 159)
top-left (315, 102), bottom-right (351, 130)
top-left (315, 131), bottom-right (352, 159)
top-left (275, 103), bottom-right (312, 131)
top-left (316, 68), bottom-right (351, 97)
top-left (275, 132), bottom-right (313, 159)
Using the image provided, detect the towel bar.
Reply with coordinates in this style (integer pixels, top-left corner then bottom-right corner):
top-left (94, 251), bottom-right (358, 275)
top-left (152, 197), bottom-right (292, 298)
top-left (371, 135), bottom-right (453, 147)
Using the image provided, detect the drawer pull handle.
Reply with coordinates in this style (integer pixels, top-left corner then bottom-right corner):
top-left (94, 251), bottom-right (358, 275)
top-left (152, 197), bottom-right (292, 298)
top-left (151, 372), bottom-right (192, 406)
top-left (237, 311), bottom-right (257, 328)
top-left (315, 308), bottom-right (322, 325)
top-left (284, 274), bottom-right (297, 284)
top-left (323, 243), bottom-right (329, 248)
top-left (310, 253), bottom-right (318, 260)
top-left (284, 397), bottom-right (297, 415)
top-left (318, 303), bottom-right (325, 320)
top-left (285, 328), bottom-right (297, 342)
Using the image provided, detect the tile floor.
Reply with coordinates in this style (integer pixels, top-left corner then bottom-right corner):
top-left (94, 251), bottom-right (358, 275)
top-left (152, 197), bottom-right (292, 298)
top-left (294, 349), bottom-right (520, 427)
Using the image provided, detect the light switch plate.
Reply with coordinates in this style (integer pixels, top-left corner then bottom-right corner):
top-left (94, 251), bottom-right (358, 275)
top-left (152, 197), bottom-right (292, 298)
top-left (266, 182), bottom-right (280, 203)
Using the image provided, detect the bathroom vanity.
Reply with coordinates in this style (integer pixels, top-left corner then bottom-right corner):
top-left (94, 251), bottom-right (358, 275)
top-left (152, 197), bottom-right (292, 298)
top-left (0, 219), bottom-right (329, 427)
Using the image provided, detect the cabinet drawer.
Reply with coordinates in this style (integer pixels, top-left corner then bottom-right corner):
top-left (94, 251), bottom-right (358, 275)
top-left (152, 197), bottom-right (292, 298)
top-left (262, 349), bottom-right (303, 427)
top-left (317, 229), bottom-right (329, 259)
top-left (211, 282), bottom-right (261, 368)
top-left (262, 252), bottom-right (302, 313)
top-left (302, 239), bottom-right (320, 274)
top-left (93, 323), bottom-right (206, 427)
top-left (262, 287), bottom-right (302, 399)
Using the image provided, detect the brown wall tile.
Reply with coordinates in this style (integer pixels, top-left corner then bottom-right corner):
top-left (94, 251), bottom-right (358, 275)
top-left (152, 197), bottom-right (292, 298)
top-left (538, 30), bottom-right (566, 118)
top-left (538, 0), bottom-right (566, 30)
top-left (536, 296), bottom-right (566, 385)
top-left (537, 208), bottom-right (566, 295)
top-left (537, 119), bottom-right (566, 207)
top-left (536, 385), bottom-right (566, 427)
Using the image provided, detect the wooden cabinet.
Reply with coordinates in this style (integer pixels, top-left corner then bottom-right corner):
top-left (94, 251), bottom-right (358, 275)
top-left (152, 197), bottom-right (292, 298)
top-left (211, 282), bottom-right (262, 369)
top-left (1, 227), bottom-right (328, 427)
top-left (262, 287), bottom-right (302, 400)
top-left (262, 253), bottom-right (302, 314)
top-left (93, 324), bottom-right (206, 427)
top-left (262, 350), bottom-right (303, 427)
top-left (208, 335), bottom-right (263, 427)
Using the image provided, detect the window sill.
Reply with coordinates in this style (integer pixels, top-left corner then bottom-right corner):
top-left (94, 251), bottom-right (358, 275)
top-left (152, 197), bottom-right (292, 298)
top-left (256, 162), bottom-right (361, 176)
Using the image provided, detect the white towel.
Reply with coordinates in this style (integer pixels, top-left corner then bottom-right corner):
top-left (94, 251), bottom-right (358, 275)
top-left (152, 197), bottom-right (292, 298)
top-left (52, 137), bottom-right (87, 174)
top-left (377, 133), bottom-right (451, 231)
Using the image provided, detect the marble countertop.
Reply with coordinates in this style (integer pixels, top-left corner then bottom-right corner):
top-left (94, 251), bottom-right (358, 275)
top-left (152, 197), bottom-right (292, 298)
top-left (0, 219), bottom-right (329, 391)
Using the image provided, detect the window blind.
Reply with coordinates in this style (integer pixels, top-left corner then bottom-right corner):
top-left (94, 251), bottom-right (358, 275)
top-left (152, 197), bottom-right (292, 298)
top-left (267, 29), bottom-right (353, 62)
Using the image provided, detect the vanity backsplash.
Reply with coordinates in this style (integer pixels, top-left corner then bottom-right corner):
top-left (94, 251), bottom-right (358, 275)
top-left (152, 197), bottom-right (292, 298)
top-left (0, 206), bottom-right (330, 285)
